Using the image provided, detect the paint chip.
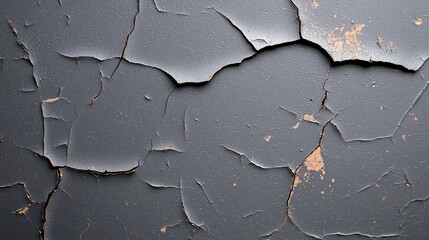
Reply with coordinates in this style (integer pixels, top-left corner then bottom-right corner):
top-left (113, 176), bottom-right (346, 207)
top-left (292, 122), bottom-right (301, 129)
top-left (15, 206), bottom-right (30, 215)
top-left (42, 97), bottom-right (60, 103)
top-left (414, 18), bottom-right (423, 26)
top-left (303, 114), bottom-right (320, 124)
top-left (162, 146), bottom-right (173, 151)
top-left (311, 0), bottom-right (319, 8)
top-left (304, 146), bottom-right (325, 181)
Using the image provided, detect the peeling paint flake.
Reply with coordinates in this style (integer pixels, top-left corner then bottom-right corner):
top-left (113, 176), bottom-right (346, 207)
top-left (153, 0), bottom-right (300, 51)
top-left (293, 0), bottom-right (429, 70)
top-left (302, 114), bottom-right (320, 124)
top-left (123, 0), bottom-right (256, 84)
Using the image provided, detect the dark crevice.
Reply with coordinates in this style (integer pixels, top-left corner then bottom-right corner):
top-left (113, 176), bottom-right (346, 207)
top-left (264, 114), bottom-right (339, 240)
top-left (109, 0), bottom-right (141, 79)
top-left (291, 0), bottom-right (426, 71)
top-left (40, 168), bottom-right (62, 240)
top-left (90, 73), bottom-right (104, 105)
top-left (319, 65), bottom-right (331, 113)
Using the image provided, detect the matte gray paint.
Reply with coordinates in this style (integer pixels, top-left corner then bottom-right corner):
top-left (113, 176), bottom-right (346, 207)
top-left (1, 0), bottom-right (428, 239)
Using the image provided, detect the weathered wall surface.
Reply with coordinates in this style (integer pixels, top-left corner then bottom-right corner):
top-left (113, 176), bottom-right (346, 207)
top-left (1, 0), bottom-right (428, 239)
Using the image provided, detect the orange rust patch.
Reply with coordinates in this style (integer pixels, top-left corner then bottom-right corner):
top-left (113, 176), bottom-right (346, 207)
top-left (344, 23), bottom-right (365, 58)
top-left (327, 23), bottom-right (366, 58)
top-left (311, 0), bottom-right (319, 8)
top-left (304, 146), bottom-right (325, 181)
top-left (414, 18), bottom-right (423, 26)
top-left (327, 24), bottom-right (345, 53)
top-left (302, 114), bottom-right (320, 124)
top-left (264, 135), bottom-right (272, 142)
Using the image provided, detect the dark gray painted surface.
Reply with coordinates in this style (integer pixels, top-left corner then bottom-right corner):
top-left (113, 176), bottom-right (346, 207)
top-left (0, 0), bottom-right (428, 239)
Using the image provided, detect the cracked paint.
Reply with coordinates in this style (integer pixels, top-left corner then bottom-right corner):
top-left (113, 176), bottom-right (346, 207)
top-left (0, 185), bottom-right (44, 239)
top-left (153, 0), bottom-right (300, 51)
top-left (293, 0), bottom-right (429, 70)
top-left (1, 0), bottom-right (429, 239)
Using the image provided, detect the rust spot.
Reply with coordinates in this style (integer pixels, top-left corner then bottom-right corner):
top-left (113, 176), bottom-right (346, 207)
top-left (311, 0), bottom-right (319, 9)
top-left (302, 114), bottom-right (320, 124)
top-left (344, 23), bottom-right (365, 57)
top-left (327, 24), bottom-right (345, 53)
top-left (160, 226), bottom-right (167, 234)
top-left (304, 146), bottom-right (325, 181)
top-left (414, 18), bottom-right (423, 26)
top-left (264, 135), bottom-right (272, 142)
top-left (15, 205), bottom-right (30, 215)
top-left (327, 23), bottom-right (366, 58)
